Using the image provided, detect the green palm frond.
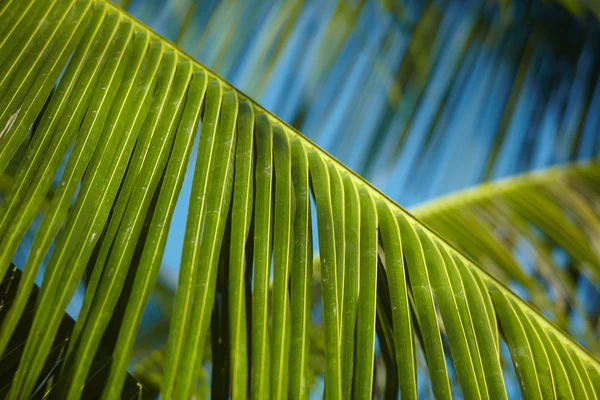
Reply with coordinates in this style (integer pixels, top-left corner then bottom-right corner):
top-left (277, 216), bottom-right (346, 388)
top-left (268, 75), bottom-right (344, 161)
top-left (414, 161), bottom-right (600, 354)
top-left (0, 1), bottom-right (599, 399)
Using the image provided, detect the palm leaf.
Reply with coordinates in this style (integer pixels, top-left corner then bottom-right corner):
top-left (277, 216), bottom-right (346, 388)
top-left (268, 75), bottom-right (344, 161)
top-left (0, 1), bottom-right (598, 399)
top-left (414, 161), bottom-right (600, 354)
top-left (119, 0), bottom-right (600, 209)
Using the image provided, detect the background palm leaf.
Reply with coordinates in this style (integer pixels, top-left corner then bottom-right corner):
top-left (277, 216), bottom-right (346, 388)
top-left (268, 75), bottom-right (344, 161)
top-left (116, 0), bottom-right (600, 207)
top-left (414, 161), bottom-right (600, 355)
top-left (0, 0), bottom-right (599, 399)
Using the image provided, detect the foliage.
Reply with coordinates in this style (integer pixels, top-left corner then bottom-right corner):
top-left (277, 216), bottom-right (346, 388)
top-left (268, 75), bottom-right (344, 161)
top-left (0, 0), bottom-right (599, 399)
top-left (118, 0), bottom-right (600, 209)
top-left (415, 162), bottom-right (600, 354)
